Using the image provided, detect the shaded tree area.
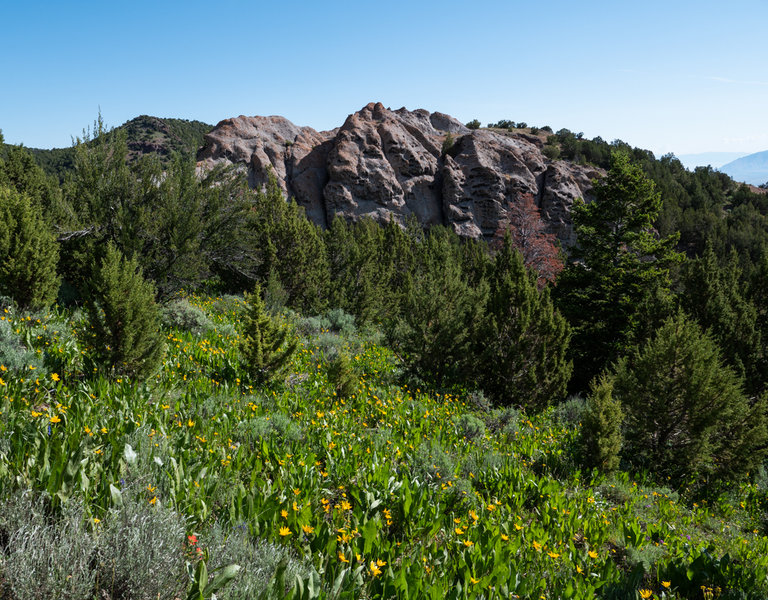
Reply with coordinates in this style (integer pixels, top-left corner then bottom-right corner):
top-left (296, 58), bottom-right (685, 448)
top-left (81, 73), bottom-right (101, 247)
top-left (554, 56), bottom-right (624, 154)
top-left (550, 128), bottom-right (768, 275)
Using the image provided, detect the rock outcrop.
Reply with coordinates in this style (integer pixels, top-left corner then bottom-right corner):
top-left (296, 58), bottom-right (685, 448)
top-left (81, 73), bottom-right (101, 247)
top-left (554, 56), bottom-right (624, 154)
top-left (197, 102), bottom-right (600, 245)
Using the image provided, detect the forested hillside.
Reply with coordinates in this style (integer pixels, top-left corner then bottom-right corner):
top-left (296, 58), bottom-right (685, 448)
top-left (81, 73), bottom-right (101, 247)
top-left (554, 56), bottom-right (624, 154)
top-left (2, 118), bottom-right (768, 599)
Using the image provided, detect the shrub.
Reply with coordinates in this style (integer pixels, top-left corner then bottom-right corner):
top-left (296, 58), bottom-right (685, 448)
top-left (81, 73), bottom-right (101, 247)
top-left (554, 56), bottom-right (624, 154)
top-left (474, 240), bottom-right (571, 412)
top-left (161, 297), bottom-right (214, 335)
top-left (455, 413), bottom-right (486, 441)
top-left (94, 496), bottom-right (187, 600)
top-left (485, 406), bottom-right (520, 436)
top-left (0, 318), bottom-right (45, 374)
top-left (441, 132), bottom-right (456, 155)
top-left (0, 186), bottom-right (59, 311)
top-left (324, 308), bottom-right (356, 335)
top-left (465, 119), bottom-right (481, 130)
top-left (552, 395), bottom-right (586, 428)
top-left (410, 441), bottom-right (456, 485)
top-left (87, 243), bottom-right (165, 379)
top-left (236, 413), bottom-right (302, 444)
top-left (0, 490), bottom-right (187, 600)
top-left (327, 352), bottom-right (358, 399)
top-left (205, 523), bottom-right (314, 600)
top-left (296, 315), bottom-right (332, 336)
top-left (542, 144), bottom-right (561, 160)
top-left (0, 492), bottom-right (96, 600)
top-left (579, 375), bottom-right (623, 474)
top-left (239, 285), bottom-right (298, 385)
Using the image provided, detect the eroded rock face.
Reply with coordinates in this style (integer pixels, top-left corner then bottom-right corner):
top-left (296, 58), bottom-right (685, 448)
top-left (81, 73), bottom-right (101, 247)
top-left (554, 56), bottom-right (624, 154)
top-left (198, 103), bottom-right (598, 245)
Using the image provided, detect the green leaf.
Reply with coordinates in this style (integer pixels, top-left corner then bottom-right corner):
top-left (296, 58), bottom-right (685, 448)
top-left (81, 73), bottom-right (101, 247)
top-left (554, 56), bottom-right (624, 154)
top-left (109, 483), bottom-right (123, 507)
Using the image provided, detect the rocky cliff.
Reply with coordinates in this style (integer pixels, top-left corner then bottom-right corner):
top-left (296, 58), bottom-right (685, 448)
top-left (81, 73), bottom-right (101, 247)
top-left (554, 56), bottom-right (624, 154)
top-left (197, 102), bottom-right (600, 245)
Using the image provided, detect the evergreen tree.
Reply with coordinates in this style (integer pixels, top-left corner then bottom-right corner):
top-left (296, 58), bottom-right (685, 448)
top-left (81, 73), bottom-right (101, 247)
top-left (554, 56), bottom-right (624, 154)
top-left (249, 175), bottom-right (329, 313)
top-left (240, 284), bottom-right (298, 385)
top-left (0, 187), bottom-right (60, 310)
top-left (87, 243), bottom-right (164, 379)
top-left (387, 227), bottom-right (487, 388)
top-left (613, 311), bottom-right (767, 488)
top-left (475, 236), bottom-right (571, 411)
top-left (681, 244), bottom-right (763, 396)
top-left (556, 151), bottom-right (683, 391)
top-left (0, 145), bottom-right (73, 228)
top-left (579, 375), bottom-right (623, 474)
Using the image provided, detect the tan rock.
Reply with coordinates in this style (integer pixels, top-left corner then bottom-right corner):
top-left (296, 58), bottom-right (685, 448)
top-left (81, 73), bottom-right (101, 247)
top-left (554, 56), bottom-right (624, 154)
top-left (198, 104), bottom-right (598, 246)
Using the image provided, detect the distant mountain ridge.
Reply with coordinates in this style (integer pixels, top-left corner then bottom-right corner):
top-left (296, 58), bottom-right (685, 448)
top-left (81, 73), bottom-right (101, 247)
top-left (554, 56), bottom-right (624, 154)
top-left (676, 152), bottom-right (750, 170)
top-left (720, 150), bottom-right (768, 186)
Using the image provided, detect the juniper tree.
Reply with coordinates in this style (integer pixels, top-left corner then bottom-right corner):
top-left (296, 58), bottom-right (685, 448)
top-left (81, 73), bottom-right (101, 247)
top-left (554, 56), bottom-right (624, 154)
top-left (387, 227), bottom-right (487, 388)
top-left (87, 243), bottom-right (164, 379)
top-left (681, 243), bottom-right (762, 396)
top-left (239, 284), bottom-right (297, 385)
top-left (613, 310), bottom-right (767, 489)
top-left (579, 375), bottom-right (623, 474)
top-left (0, 186), bottom-right (60, 311)
top-left (475, 236), bottom-right (571, 411)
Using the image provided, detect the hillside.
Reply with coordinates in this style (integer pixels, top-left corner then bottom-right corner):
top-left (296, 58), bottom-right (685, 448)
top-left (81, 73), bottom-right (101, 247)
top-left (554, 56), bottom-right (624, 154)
top-left (720, 149), bottom-right (768, 186)
top-left (1, 115), bottom-right (212, 181)
top-left (1, 297), bottom-right (767, 599)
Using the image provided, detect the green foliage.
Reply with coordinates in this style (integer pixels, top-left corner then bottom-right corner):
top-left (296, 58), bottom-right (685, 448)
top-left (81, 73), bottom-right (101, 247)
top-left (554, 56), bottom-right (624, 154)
top-left (542, 144), bottom-right (561, 160)
top-left (465, 119), bottom-right (481, 130)
top-left (0, 319), bottom-right (45, 374)
top-left (557, 151), bottom-right (683, 391)
top-left (326, 352), bottom-right (358, 399)
top-left (441, 132), bottom-right (455, 155)
top-left (475, 238), bottom-right (571, 411)
top-left (387, 228), bottom-right (486, 387)
top-left (681, 244), bottom-right (763, 396)
top-left (0, 186), bottom-right (60, 311)
top-left (87, 243), bottom-right (165, 379)
top-left (239, 285), bottom-right (298, 384)
top-left (0, 144), bottom-right (73, 227)
top-left (613, 311), bottom-right (768, 488)
top-left (248, 175), bottom-right (329, 313)
top-left (579, 375), bottom-right (623, 474)
top-left (161, 298), bottom-right (215, 336)
top-left (60, 117), bottom-right (253, 300)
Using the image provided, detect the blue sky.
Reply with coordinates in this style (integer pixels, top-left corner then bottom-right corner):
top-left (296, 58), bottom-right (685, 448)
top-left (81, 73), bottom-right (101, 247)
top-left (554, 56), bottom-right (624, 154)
top-left (2, 0), bottom-right (767, 158)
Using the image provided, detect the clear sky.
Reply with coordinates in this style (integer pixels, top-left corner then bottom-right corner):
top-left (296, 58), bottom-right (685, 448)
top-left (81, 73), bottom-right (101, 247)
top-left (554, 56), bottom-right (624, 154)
top-left (2, 0), bottom-right (767, 157)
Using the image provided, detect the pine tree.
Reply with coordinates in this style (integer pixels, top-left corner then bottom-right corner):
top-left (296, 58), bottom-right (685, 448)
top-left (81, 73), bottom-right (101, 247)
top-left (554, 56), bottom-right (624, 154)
top-left (475, 236), bottom-right (571, 411)
top-left (613, 310), bottom-right (767, 488)
top-left (0, 186), bottom-right (60, 310)
top-left (87, 243), bottom-right (164, 379)
top-left (556, 151), bottom-right (683, 391)
top-left (240, 284), bottom-right (298, 385)
top-left (579, 375), bottom-right (623, 474)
